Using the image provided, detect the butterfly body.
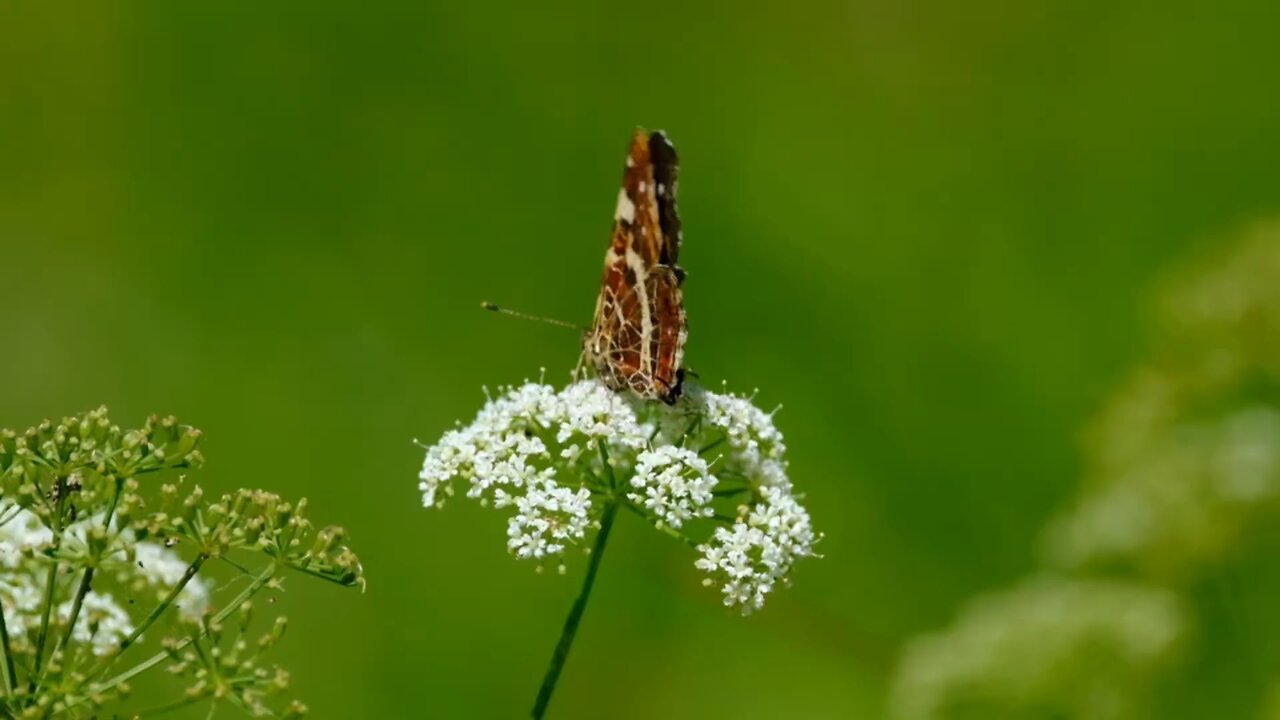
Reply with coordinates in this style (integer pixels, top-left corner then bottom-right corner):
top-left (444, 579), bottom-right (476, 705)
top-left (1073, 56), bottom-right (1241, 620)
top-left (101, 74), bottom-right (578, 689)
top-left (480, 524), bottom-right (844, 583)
top-left (583, 130), bottom-right (687, 404)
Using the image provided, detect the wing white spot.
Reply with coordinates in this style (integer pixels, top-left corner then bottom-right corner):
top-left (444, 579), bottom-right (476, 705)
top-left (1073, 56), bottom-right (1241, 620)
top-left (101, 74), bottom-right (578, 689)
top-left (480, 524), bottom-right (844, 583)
top-left (615, 188), bottom-right (636, 223)
top-left (656, 183), bottom-right (665, 196)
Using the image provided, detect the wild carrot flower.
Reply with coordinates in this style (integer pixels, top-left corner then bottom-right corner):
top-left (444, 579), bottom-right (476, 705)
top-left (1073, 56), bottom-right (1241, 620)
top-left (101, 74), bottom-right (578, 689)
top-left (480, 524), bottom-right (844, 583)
top-left (418, 377), bottom-right (819, 613)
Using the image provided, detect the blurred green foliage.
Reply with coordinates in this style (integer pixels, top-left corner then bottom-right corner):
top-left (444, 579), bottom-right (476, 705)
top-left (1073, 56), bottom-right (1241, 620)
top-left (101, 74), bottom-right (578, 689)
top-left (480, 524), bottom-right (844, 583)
top-left (894, 223), bottom-right (1280, 719)
top-left (2, 2), bottom-right (1279, 718)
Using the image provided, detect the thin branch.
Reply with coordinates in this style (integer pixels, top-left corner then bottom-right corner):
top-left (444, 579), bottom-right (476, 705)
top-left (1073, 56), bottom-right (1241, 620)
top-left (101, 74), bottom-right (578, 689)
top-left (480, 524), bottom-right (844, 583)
top-left (0, 597), bottom-right (17, 697)
top-left (84, 553), bottom-right (207, 683)
top-left (63, 563), bottom-right (277, 713)
top-left (30, 476), bottom-right (69, 687)
top-left (530, 499), bottom-right (618, 719)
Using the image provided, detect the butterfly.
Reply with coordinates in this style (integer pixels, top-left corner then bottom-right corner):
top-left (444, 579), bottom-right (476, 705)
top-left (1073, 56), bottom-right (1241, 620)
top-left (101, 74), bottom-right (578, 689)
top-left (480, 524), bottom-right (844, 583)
top-left (582, 129), bottom-right (688, 405)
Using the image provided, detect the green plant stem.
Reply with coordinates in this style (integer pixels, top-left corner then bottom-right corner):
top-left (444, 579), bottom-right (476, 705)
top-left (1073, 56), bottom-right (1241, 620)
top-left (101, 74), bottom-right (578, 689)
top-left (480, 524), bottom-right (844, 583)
top-left (619, 501), bottom-right (698, 549)
top-left (29, 565), bottom-right (58, 689)
top-left (51, 477), bottom-right (123, 665)
top-left (133, 692), bottom-right (208, 718)
top-left (62, 562), bottom-right (277, 713)
top-left (0, 601), bottom-right (16, 697)
top-left (84, 553), bottom-right (206, 684)
top-left (34, 479), bottom-right (124, 698)
top-left (101, 475), bottom-right (124, 529)
top-left (30, 477), bottom-right (68, 689)
top-left (54, 568), bottom-right (95, 660)
top-left (530, 498), bottom-right (618, 719)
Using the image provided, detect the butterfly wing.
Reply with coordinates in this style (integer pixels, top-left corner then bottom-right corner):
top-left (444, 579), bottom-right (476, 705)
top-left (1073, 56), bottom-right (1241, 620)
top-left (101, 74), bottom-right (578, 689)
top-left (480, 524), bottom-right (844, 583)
top-left (585, 129), bottom-right (687, 403)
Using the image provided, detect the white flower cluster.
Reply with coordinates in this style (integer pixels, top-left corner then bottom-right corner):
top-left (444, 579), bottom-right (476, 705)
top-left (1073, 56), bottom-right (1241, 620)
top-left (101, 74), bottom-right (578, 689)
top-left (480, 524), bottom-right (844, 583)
top-left (698, 389), bottom-right (790, 490)
top-left (0, 501), bottom-right (210, 656)
top-left (55, 592), bottom-right (135, 656)
top-left (418, 380), bottom-right (641, 561)
top-left (499, 479), bottom-right (593, 560)
top-left (418, 379), bottom-right (818, 612)
top-left (892, 223), bottom-right (1280, 719)
top-left (1043, 223), bottom-right (1280, 578)
top-left (628, 446), bottom-right (715, 529)
top-left (695, 485), bottom-right (815, 613)
top-left (893, 576), bottom-right (1186, 720)
top-left (1044, 407), bottom-right (1280, 574)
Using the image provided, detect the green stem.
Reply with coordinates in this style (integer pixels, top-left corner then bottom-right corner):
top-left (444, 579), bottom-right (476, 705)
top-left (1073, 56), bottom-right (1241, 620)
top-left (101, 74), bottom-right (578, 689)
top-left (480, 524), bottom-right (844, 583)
top-left (0, 504), bottom-right (23, 528)
top-left (0, 598), bottom-right (16, 697)
top-left (530, 499), bottom-right (618, 719)
top-left (62, 563), bottom-right (277, 713)
top-left (619, 501), bottom-right (698, 549)
top-left (34, 479), bottom-right (123, 698)
top-left (101, 476), bottom-right (124, 530)
top-left (84, 554), bottom-right (206, 684)
top-left (54, 568), bottom-right (95, 662)
top-left (30, 476), bottom-right (68, 689)
top-left (132, 692), bottom-right (208, 718)
top-left (29, 565), bottom-right (58, 688)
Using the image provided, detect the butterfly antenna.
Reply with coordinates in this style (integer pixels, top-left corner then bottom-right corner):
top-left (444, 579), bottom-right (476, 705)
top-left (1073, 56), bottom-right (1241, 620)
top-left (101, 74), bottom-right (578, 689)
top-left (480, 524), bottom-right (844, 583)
top-left (480, 301), bottom-right (583, 331)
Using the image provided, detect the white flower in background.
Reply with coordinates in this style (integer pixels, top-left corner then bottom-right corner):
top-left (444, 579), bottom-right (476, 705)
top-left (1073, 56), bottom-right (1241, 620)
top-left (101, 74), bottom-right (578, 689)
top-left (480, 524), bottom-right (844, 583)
top-left (56, 591), bottom-right (135, 656)
top-left (0, 504), bottom-right (53, 568)
top-left (0, 574), bottom-right (45, 638)
top-left (892, 576), bottom-right (1186, 720)
top-left (1, 504), bottom-right (135, 655)
top-left (418, 378), bottom-right (819, 612)
top-left (0, 500), bottom-right (211, 647)
top-left (134, 541), bottom-right (211, 617)
top-left (1044, 407), bottom-right (1280, 575)
top-left (891, 223), bottom-right (1280, 720)
top-left (1040, 223), bottom-right (1280, 578)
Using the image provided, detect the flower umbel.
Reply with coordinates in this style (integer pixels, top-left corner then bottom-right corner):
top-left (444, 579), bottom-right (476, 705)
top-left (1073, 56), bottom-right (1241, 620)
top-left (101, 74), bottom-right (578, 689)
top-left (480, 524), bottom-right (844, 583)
top-left (418, 378), bottom-right (819, 613)
top-left (0, 407), bottom-right (365, 718)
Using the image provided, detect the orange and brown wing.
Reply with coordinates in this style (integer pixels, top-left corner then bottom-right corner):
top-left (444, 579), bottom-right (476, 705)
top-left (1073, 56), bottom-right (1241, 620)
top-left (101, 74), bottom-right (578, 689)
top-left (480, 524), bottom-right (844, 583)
top-left (585, 129), bottom-right (687, 403)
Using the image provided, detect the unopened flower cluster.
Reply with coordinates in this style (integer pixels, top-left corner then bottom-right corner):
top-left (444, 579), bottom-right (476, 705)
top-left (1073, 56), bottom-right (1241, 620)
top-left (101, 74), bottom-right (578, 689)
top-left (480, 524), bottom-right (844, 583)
top-left (1, 500), bottom-right (210, 658)
top-left (0, 407), bottom-right (364, 718)
top-left (418, 378), bottom-right (819, 613)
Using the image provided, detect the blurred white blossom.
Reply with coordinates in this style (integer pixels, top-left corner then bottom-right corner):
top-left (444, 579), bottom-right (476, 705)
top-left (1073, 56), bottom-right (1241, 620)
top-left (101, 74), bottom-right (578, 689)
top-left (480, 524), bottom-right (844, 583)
top-left (1, 504), bottom-right (133, 656)
top-left (893, 220), bottom-right (1280, 720)
top-left (1044, 407), bottom-right (1280, 575)
top-left (893, 577), bottom-right (1186, 720)
top-left (0, 500), bottom-right (210, 652)
top-left (418, 379), bottom-right (818, 612)
top-left (55, 591), bottom-right (135, 656)
top-left (1043, 222), bottom-right (1280, 579)
top-left (134, 540), bottom-right (211, 616)
top-left (0, 504), bottom-right (53, 568)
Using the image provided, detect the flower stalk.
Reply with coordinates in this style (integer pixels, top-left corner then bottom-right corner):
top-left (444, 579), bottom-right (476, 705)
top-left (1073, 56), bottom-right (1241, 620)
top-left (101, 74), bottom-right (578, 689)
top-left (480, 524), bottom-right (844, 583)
top-left (85, 553), bottom-right (207, 683)
top-left (0, 604), bottom-right (15, 696)
top-left (532, 498), bottom-right (618, 719)
top-left (1, 407), bottom-right (365, 717)
top-left (419, 376), bottom-right (821, 713)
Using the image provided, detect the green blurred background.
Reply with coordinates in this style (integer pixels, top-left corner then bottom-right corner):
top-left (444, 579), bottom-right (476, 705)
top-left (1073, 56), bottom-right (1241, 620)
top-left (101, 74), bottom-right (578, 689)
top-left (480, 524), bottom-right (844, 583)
top-left (3, 2), bottom-right (1280, 718)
